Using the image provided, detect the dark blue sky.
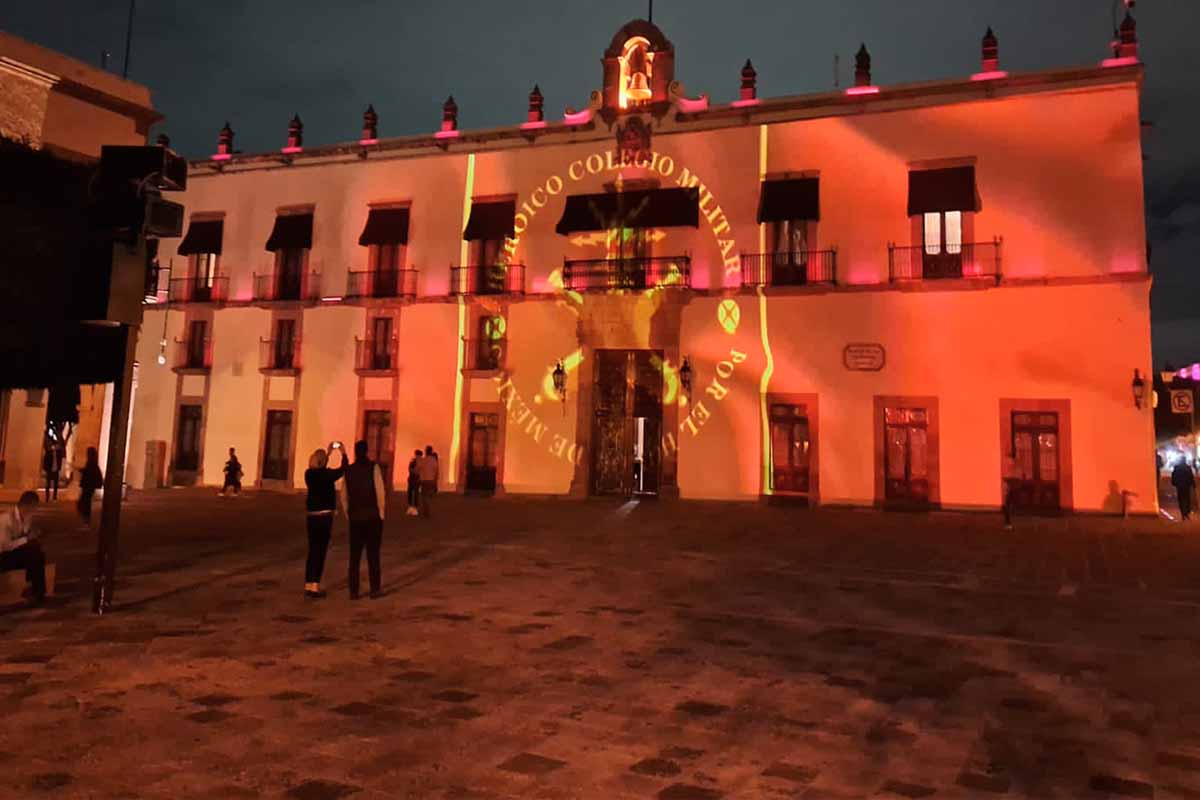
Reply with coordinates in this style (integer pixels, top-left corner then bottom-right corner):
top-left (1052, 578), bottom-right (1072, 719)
top-left (5, 1), bottom-right (1197, 363)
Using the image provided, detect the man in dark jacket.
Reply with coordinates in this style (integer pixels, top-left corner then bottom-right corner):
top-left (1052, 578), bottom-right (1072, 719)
top-left (1171, 459), bottom-right (1197, 521)
top-left (340, 440), bottom-right (386, 599)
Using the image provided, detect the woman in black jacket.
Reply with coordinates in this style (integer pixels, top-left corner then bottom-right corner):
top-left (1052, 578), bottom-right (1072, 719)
top-left (303, 443), bottom-right (348, 598)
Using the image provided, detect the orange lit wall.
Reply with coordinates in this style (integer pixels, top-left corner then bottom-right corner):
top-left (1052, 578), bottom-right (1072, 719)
top-left (126, 67), bottom-right (1153, 512)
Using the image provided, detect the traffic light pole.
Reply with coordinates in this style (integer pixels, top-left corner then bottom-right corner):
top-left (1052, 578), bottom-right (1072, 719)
top-left (92, 322), bottom-right (138, 614)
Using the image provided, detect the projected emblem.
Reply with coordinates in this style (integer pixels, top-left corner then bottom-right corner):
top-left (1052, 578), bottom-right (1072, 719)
top-left (717, 299), bottom-right (740, 334)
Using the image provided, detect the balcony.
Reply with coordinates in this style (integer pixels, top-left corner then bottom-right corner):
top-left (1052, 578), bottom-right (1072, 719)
top-left (168, 276), bottom-right (229, 304)
top-left (450, 264), bottom-right (526, 296)
top-left (740, 249), bottom-right (837, 287)
top-left (561, 256), bottom-right (691, 292)
top-left (355, 336), bottom-right (398, 375)
top-left (172, 337), bottom-right (212, 372)
top-left (253, 272), bottom-right (320, 303)
top-left (346, 269), bottom-right (417, 300)
top-left (888, 239), bottom-right (1002, 283)
top-left (259, 338), bottom-right (301, 373)
top-left (463, 338), bottom-right (506, 372)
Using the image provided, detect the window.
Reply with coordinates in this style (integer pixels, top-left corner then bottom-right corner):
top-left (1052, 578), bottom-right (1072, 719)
top-left (277, 248), bottom-right (304, 300)
top-left (883, 407), bottom-right (930, 505)
top-left (769, 404), bottom-right (811, 494)
top-left (274, 319), bottom-right (296, 369)
top-left (186, 320), bottom-right (208, 368)
top-left (262, 410), bottom-right (293, 481)
top-left (370, 317), bottom-right (393, 370)
top-left (175, 405), bottom-right (203, 472)
top-left (770, 219), bottom-right (810, 256)
top-left (362, 410), bottom-right (392, 480)
top-left (194, 253), bottom-right (217, 289)
top-left (466, 412), bottom-right (500, 493)
top-left (474, 315), bottom-right (505, 370)
top-left (923, 211), bottom-right (962, 255)
top-left (1009, 411), bottom-right (1061, 511)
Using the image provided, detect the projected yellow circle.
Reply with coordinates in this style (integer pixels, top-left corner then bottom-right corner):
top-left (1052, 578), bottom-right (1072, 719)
top-left (717, 299), bottom-right (740, 334)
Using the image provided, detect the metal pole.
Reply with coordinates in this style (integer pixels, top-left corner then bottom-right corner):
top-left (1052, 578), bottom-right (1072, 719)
top-left (122, 0), bottom-right (135, 79)
top-left (92, 321), bottom-right (137, 614)
top-left (648, 0), bottom-right (653, 23)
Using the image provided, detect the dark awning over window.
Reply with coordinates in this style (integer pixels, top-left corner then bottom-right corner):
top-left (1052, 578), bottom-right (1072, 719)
top-left (177, 219), bottom-right (224, 255)
top-left (907, 166), bottom-right (978, 216)
top-left (358, 207), bottom-right (410, 246)
top-left (265, 213), bottom-right (313, 251)
top-left (463, 200), bottom-right (515, 241)
top-left (555, 187), bottom-right (700, 235)
top-left (757, 178), bottom-right (820, 223)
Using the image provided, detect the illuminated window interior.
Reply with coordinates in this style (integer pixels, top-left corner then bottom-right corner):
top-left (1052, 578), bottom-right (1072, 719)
top-left (923, 211), bottom-right (963, 255)
top-left (194, 253), bottom-right (217, 288)
top-left (373, 243), bottom-right (405, 272)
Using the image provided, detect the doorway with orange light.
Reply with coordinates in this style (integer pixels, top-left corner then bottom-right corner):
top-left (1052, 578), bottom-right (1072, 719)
top-left (590, 349), bottom-right (662, 497)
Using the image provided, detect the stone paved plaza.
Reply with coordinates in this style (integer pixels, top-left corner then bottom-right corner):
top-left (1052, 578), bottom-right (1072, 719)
top-left (3, 491), bottom-right (1200, 799)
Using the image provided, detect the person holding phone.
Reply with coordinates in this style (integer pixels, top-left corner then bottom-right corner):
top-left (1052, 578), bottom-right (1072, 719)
top-left (302, 442), bottom-right (348, 598)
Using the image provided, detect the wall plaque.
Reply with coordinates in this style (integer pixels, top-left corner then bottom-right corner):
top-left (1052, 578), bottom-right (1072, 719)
top-left (843, 343), bottom-right (886, 371)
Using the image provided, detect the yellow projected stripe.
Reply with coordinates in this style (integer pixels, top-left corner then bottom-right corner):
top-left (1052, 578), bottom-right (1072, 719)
top-left (448, 153), bottom-right (476, 487)
top-left (757, 125), bottom-right (773, 495)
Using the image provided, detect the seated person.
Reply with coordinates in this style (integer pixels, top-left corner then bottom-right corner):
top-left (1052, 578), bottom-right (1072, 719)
top-left (1, 491), bottom-right (47, 604)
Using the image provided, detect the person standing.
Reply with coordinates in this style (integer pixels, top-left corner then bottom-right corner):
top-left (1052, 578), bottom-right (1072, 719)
top-left (418, 445), bottom-right (439, 518)
top-left (406, 449), bottom-right (423, 517)
top-left (42, 440), bottom-right (62, 502)
top-left (221, 448), bottom-right (242, 496)
top-left (0, 492), bottom-right (47, 604)
top-left (1171, 458), bottom-right (1197, 521)
top-left (77, 447), bottom-right (104, 527)
top-left (341, 440), bottom-right (386, 599)
top-left (303, 444), bottom-right (348, 599)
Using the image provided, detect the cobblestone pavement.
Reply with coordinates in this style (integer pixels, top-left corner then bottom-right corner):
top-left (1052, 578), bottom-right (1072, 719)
top-left (3, 490), bottom-right (1200, 799)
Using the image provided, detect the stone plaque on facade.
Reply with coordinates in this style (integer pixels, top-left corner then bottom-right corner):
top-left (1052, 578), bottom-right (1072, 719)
top-left (843, 343), bottom-right (885, 371)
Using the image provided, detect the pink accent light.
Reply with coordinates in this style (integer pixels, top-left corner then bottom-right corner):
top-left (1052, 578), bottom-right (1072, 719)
top-left (563, 109), bottom-right (593, 126)
top-left (1101, 56), bottom-right (1140, 68)
top-left (434, 129), bottom-right (460, 140)
top-left (321, 296), bottom-right (343, 303)
top-left (845, 85), bottom-right (880, 96)
top-left (676, 96), bottom-right (709, 113)
top-left (281, 146), bottom-right (302, 154)
top-left (211, 153), bottom-right (232, 161)
top-left (359, 138), bottom-right (379, 146)
top-left (971, 70), bottom-right (1009, 81)
top-left (730, 98), bottom-right (761, 108)
top-left (520, 120), bottom-right (548, 130)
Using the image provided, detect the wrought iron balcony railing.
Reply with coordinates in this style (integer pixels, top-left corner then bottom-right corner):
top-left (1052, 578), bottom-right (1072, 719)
top-left (168, 276), bottom-right (230, 304)
top-left (450, 264), bottom-right (526, 296)
top-left (346, 269), bottom-right (417, 299)
top-left (259, 338), bottom-right (302, 372)
top-left (888, 239), bottom-right (1002, 283)
top-left (252, 271), bottom-right (320, 302)
top-left (354, 336), bottom-right (399, 374)
top-left (463, 338), bottom-right (506, 372)
top-left (172, 337), bottom-right (212, 371)
top-left (740, 249), bottom-right (837, 287)
top-left (561, 255), bottom-right (691, 292)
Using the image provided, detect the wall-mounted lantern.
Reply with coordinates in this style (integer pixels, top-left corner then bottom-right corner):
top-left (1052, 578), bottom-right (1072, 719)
top-left (679, 356), bottom-right (693, 396)
top-left (552, 361), bottom-right (567, 405)
top-left (1132, 368), bottom-right (1146, 409)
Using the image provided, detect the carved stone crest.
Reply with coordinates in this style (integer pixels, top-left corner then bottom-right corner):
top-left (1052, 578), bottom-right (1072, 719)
top-left (615, 117), bottom-right (652, 167)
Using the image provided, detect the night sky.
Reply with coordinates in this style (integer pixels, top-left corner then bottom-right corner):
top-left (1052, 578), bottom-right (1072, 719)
top-left (5, 1), bottom-right (1197, 364)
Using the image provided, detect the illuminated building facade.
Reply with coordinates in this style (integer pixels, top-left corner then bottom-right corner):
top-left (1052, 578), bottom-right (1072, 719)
top-left (130, 17), bottom-right (1154, 513)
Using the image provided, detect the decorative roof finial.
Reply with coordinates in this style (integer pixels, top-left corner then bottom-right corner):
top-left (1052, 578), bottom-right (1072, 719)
top-left (1118, 10), bottom-right (1138, 59)
top-left (155, 132), bottom-right (170, 148)
top-left (855, 43), bottom-right (872, 87)
top-left (286, 114), bottom-right (303, 150)
top-left (981, 27), bottom-right (999, 73)
top-left (740, 59), bottom-right (757, 101)
top-left (442, 96), bottom-right (458, 132)
top-left (217, 121), bottom-right (234, 156)
top-left (528, 85), bottom-right (544, 123)
top-left (362, 104), bottom-right (378, 141)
